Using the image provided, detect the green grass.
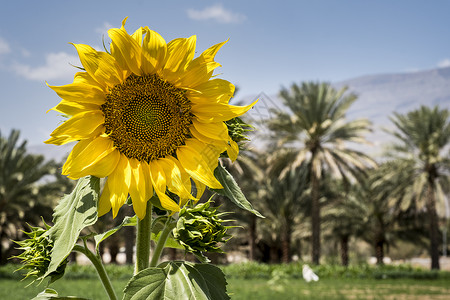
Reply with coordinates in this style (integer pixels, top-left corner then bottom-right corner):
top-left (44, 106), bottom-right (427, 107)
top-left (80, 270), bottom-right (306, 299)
top-left (1, 263), bottom-right (450, 299)
top-left (1, 277), bottom-right (449, 300)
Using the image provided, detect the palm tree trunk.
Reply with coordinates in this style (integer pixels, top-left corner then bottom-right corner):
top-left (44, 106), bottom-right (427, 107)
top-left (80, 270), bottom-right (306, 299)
top-left (249, 215), bottom-right (257, 261)
top-left (0, 236), bottom-right (4, 265)
top-left (168, 248), bottom-right (177, 260)
top-left (340, 235), bottom-right (349, 267)
top-left (123, 205), bottom-right (135, 264)
top-left (311, 169), bottom-right (321, 265)
top-left (124, 225), bottom-right (135, 264)
top-left (375, 239), bottom-right (384, 265)
top-left (427, 181), bottom-right (440, 270)
top-left (269, 244), bottom-right (279, 264)
top-left (281, 226), bottom-right (291, 263)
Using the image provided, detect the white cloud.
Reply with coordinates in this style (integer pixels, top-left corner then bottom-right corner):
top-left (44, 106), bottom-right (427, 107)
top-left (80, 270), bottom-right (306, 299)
top-left (187, 4), bottom-right (246, 24)
top-left (20, 48), bottom-right (31, 58)
top-left (12, 52), bottom-right (80, 81)
top-left (0, 37), bottom-right (11, 55)
top-left (95, 21), bottom-right (114, 36)
top-left (437, 58), bottom-right (450, 68)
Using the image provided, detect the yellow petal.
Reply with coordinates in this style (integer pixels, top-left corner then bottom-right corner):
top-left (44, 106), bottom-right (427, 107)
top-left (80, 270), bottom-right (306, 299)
top-left (192, 119), bottom-right (230, 141)
top-left (71, 43), bottom-right (123, 88)
top-left (226, 140), bottom-right (239, 162)
top-left (141, 161), bottom-right (155, 203)
top-left (176, 143), bottom-right (222, 189)
top-left (185, 139), bottom-right (223, 171)
top-left (48, 99), bottom-right (100, 116)
top-left (196, 40), bottom-right (228, 64)
top-left (189, 126), bottom-right (224, 148)
top-left (186, 79), bottom-right (235, 104)
top-left (149, 160), bottom-right (180, 212)
top-left (109, 26), bottom-right (142, 75)
top-left (175, 61), bottom-right (221, 88)
top-left (158, 157), bottom-right (193, 204)
top-left (47, 77), bottom-right (105, 105)
top-left (129, 158), bottom-right (150, 220)
top-left (162, 36), bottom-right (196, 80)
top-left (142, 28), bottom-right (167, 74)
top-left (192, 100), bottom-right (258, 122)
top-left (45, 111), bottom-right (104, 145)
top-left (175, 40), bottom-right (227, 88)
top-left (131, 27), bottom-right (144, 45)
top-left (107, 154), bottom-right (132, 218)
top-left (98, 182), bottom-right (112, 217)
top-left (62, 138), bottom-right (91, 175)
top-left (192, 179), bottom-right (206, 201)
top-left (64, 137), bottom-right (119, 179)
top-left (79, 150), bottom-right (120, 179)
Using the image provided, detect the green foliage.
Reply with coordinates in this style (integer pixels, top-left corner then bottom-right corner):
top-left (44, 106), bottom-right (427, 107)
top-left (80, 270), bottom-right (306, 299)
top-left (123, 261), bottom-right (230, 300)
top-left (0, 129), bottom-right (58, 263)
top-left (221, 262), bottom-right (450, 281)
top-left (385, 105), bottom-right (450, 211)
top-left (212, 164), bottom-right (263, 218)
top-left (150, 216), bottom-right (184, 250)
top-left (43, 176), bottom-right (100, 278)
top-left (173, 201), bottom-right (232, 261)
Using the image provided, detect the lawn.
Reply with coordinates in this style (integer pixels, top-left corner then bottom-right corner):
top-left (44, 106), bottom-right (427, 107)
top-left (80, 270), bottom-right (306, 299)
top-left (1, 263), bottom-right (449, 299)
top-left (1, 277), bottom-right (449, 299)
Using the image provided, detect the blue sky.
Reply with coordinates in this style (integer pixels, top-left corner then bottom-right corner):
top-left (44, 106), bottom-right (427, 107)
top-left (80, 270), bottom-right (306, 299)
top-left (1, 0), bottom-right (450, 146)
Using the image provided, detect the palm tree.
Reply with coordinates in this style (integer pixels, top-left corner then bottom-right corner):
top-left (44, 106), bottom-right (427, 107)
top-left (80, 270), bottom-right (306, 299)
top-left (323, 180), bottom-right (368, 266)
top-left (268, 82), bottom-right (376, 264)
top-left (386, 105), bottom-right (450, 269)
top-left (263, 161), bottom-right (309, 263)
top-left (0, 129), bottom-right (56, 264)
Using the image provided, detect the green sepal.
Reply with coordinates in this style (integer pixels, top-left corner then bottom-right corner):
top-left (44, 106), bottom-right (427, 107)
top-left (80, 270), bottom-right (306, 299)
top-left (212, 164), bottom-right (264, 218)
top-left (43, 176), bottom-right (100, 278)
top-left (122, 261), bottom-right (230, 300)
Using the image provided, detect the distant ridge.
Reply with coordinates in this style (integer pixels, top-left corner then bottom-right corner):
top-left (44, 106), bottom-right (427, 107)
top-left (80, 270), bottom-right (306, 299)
top-left (335, 66), bottom-right (450, 154)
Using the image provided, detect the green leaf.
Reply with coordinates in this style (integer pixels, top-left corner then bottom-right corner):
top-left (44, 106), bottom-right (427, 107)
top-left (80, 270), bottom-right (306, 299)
top-left (32, 288), bottom-right (89, 300)
top-left (32, 289), bottom-right (59, 300)
top-left (212, 164), bottom-right (264, 218)
top-left (123, 261), bottom-right (230, 300)
top-left (44, 176), bottom-right (100, 278)
top-left (151, 217), bottom-right (183, 250)
top-left (94, 215), bottom-right (137, 252)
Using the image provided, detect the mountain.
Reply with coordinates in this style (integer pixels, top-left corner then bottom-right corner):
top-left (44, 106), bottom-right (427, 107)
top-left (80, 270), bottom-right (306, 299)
top-left (336, 67), bottom-right (450, 153)
top-left (242, 67), bottom-right (450, 155)
top-left (28, 67), bottom-right (450, 160)
top-left (339, 66), bottom-right (450, 125)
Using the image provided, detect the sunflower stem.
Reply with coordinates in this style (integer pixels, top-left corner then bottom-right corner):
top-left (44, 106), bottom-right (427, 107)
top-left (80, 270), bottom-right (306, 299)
top-left (73, 244), bottom-right (117, 300)
top-left (149, 216), bottom-right (172, 267)
top-left (135, 201), bottom-right (153, 274)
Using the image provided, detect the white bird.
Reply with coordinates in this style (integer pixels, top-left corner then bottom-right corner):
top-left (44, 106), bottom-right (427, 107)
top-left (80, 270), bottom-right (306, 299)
top-left (302, 264), bottom-right (319, 282)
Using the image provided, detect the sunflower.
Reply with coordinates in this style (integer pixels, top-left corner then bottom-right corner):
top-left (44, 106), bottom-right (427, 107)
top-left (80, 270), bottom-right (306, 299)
top-left (45, 18), bottom-right (256, 219)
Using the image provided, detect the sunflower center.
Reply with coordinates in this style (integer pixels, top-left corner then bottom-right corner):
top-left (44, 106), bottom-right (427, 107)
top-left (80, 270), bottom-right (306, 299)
top-left (101, 74), bottom-right (192, 162)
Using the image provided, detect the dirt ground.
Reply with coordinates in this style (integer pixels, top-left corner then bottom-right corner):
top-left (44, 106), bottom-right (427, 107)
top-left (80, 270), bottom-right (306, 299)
top-left (401, 257), bottom-right (450, 271)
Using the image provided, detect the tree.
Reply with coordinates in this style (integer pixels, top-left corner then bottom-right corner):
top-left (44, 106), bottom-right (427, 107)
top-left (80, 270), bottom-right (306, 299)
top-left (0, 129), bottom-right (56, 264)
top-left (262, 161), bottom-right (308, 263)
top-left (323, 180), bottom-right (368, 266)
top-left (268, 82), bottom-right (375, 264)
top-left (386, 105), bottom-right (450, 269)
